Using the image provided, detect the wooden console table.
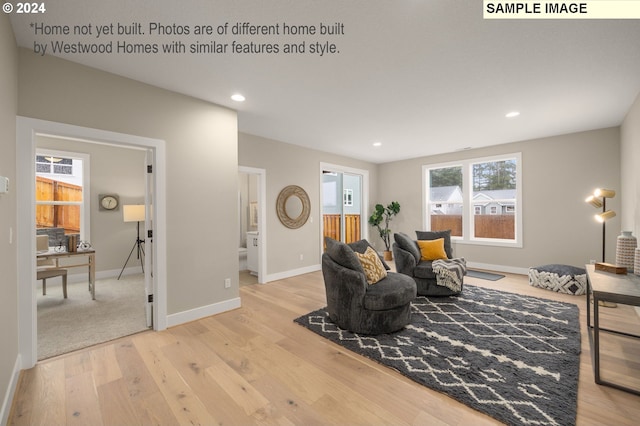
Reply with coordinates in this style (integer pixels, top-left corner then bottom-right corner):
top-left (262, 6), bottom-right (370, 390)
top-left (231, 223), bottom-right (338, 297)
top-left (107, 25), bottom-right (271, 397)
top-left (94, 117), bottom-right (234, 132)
top-left (37, 249), bottom-right (96, 300)
top-left (585, 264), bottom-right (640, 395)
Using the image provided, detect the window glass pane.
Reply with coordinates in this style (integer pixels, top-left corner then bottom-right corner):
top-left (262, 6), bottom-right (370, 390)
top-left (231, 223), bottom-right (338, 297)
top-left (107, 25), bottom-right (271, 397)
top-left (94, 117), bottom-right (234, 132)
top-left (472, 159), bottom-right (516, 240)
top-left (428, 166), bottom-right (462, 237)
top-left (36, 206), bottom-right (81, 234)
top-left (35, 154), bottom-right (84, 239)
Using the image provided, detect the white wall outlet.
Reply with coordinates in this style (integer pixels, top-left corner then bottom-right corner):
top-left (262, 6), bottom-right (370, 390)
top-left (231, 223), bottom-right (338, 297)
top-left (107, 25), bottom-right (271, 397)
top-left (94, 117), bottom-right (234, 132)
top-left (224, 278), bottom-right (231, 288)
top-left (299, 254), bottom-right (304, 261)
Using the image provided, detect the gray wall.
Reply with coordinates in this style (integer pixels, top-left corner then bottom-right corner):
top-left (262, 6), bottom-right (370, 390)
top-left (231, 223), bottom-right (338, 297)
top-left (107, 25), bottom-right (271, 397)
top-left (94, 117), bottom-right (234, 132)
top-left (18, 49), bottom-right (239, 315)
top-left (621, 93), bottom-right (640, 241)
top-left (238, 132), bottom-right (378, 277)
top-left (36, 136), bottom-right (146, 273)
top-left (378, 127), bottom-right (621, 270)
top-left (0, 14), bottom-right (18, 423)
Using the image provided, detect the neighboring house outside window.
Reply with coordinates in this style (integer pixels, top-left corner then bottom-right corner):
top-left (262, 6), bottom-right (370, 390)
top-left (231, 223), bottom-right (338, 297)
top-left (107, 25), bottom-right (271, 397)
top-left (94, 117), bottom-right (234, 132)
top-left (343, 188), bottom-right (353, 206)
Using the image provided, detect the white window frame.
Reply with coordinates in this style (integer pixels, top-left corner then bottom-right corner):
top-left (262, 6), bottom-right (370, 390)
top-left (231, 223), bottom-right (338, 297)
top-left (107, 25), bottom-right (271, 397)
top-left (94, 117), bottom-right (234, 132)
top-left (35, 148), bottom-right (91, 242)
top-left (423, 152), bottom-right (522, 248)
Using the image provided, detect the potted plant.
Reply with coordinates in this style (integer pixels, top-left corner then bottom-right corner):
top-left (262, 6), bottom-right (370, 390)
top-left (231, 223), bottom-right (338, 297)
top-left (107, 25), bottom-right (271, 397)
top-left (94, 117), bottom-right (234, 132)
top-left (368, 201), bottom-right (400, 260)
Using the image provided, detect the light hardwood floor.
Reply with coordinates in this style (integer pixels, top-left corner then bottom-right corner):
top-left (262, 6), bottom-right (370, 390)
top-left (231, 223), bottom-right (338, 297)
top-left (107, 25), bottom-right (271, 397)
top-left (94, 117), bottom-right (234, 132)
top-left (8, 270), bottom-right (640, 425)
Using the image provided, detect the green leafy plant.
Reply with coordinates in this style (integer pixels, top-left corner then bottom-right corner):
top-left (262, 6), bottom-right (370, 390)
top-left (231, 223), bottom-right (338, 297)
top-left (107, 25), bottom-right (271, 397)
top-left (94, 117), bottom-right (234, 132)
top-left (368, 201), bottom-right (400, 252)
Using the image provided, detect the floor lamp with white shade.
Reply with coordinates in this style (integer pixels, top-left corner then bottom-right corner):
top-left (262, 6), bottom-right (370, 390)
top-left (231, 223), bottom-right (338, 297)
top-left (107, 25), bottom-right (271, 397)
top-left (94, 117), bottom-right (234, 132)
top-left (118, 204), bottom-right (145, 280)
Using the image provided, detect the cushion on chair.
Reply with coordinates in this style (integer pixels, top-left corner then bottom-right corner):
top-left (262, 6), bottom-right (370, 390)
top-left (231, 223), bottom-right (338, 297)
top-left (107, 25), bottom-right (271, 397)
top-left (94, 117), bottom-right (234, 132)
top-left (416, 230), bottom-right (453, 258)
top-left (394, 233), bottom-right (421, 262)
top-left (414, 261), bottom-right (437, 279)
top-left (363, 273), bottom-right (416, 311)
top-left (348, 239), bottom-right (391, 270)
top-left (355, 246), bottom-right (387, 284)
top-left (325, 237), bottom-right (365, 274)
top-left (417, 238), bottom-right (448, 260)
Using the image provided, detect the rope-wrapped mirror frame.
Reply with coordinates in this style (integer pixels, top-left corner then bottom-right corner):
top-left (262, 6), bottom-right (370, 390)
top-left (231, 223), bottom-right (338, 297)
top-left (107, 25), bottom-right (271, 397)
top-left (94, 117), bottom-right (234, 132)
top-left (276, 185), bottom-right (311, 229)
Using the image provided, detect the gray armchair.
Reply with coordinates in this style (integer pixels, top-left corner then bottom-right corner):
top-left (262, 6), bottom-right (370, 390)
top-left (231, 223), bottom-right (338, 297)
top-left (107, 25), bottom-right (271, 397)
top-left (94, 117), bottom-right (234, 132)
top-left (392, 231), bottom-right (463, 296)
top-left (322, 238), bottom-right (417, 335)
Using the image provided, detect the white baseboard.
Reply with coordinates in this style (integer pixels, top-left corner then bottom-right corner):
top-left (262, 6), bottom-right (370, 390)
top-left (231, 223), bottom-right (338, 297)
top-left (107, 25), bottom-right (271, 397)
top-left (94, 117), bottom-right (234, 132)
top-left (35, 266), bottom-right (143, 285)
top-left (1, 354), bottom-right (21, 426)
top-left (265, 264), bottom-right (321, 283)
top-left (166, 297), bottom-right (241, 328)
top-left (466, 262), bottom-right (529, 276)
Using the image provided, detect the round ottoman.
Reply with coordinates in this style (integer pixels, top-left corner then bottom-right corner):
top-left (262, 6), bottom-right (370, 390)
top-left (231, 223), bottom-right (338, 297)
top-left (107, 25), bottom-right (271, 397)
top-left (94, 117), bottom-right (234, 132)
top-left (528, 264), bottom-right (587, 295)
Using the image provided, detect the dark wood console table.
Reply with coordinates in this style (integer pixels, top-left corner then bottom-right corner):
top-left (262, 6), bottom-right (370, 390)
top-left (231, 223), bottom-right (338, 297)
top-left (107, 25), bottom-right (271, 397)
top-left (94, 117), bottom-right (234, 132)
top-left (585, 264), bottom-right (640, 395)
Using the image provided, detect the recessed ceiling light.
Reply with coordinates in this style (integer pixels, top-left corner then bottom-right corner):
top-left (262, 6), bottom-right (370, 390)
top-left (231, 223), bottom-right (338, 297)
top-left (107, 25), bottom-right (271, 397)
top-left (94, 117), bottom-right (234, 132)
top-left (373, 142), bottom-right (382, 147)
top-left (231, 94), bottom-right (245, 102)
top-left (505, 111), bottom-right (520, 118)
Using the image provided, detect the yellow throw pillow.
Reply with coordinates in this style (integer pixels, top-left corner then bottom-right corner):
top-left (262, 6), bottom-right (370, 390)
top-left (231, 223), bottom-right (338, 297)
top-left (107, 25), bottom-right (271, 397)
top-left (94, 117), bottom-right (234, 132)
top-left (355, 246), bottom-right (388, 285)
top-left (417, 238), bottom-right (448, 261)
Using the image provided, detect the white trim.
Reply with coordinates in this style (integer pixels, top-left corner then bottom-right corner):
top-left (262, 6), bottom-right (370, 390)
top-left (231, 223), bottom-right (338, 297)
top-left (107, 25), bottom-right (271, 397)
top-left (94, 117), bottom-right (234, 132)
top-left (166, 297), bottom-right (241, 327)
top-left (17, 116), bottom-right (167, 369)
top-left (238, 166), bottom-right (267, 284)
top-left (466, 261), bottom-right (529, 276)
top-left (0, 355), bottom-right (21, 426)
top-left (40, 267), bottom-right (143, 285)
top-left (265, 264), bottom-right (322, 283)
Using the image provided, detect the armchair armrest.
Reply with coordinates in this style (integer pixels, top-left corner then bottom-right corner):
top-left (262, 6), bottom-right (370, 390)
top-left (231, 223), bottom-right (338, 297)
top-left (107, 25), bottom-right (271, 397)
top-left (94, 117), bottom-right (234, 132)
top-left (392, 243), bottom-right (417, 276)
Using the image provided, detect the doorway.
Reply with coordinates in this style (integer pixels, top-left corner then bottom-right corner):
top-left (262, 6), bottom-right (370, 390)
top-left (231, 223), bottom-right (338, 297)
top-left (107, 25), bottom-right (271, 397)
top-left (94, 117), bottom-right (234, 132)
top-left (238, 166), bottom-right (266, 284)
top-left (320, 163), bottom-right (369, 251)
top-left (17, 117), bottom-right (167, 369)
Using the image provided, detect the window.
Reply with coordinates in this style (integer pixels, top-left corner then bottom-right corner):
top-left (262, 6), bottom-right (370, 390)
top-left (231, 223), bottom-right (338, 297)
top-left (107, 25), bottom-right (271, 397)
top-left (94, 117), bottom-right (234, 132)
top-left (35, 149), bottom-right (90, 243)
top-left (424, 153), bottom-right (522, 247)
top-left (36, 155), bottom-right (73, 175)
top-left (426, 165), bottom-right (463, 237)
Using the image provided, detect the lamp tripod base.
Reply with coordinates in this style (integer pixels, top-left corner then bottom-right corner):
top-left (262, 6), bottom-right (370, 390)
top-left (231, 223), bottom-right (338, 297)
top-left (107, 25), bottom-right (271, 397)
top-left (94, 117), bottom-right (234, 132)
top-left (118, 220), bottom-right (146, 280)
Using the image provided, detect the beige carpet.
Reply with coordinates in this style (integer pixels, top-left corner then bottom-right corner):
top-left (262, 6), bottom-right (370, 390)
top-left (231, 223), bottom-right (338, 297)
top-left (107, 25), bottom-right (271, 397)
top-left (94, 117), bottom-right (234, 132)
top-left (37, 273), bottom-right (149, 360)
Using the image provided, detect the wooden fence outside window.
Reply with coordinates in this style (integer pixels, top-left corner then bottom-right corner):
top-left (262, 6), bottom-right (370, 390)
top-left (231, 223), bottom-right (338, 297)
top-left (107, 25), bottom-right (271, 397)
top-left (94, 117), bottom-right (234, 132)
top-left (36, 176), bottom-right (82, 234)
top-left (323, 214), bottom-right (361, 248)
top-left (430, 214), bottom-right (515, 240)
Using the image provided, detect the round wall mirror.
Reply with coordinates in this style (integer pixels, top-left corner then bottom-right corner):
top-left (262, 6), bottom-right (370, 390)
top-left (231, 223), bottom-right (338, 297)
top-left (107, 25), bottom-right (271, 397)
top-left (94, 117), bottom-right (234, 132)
top-left (276, 185), bottom-right (310, 229)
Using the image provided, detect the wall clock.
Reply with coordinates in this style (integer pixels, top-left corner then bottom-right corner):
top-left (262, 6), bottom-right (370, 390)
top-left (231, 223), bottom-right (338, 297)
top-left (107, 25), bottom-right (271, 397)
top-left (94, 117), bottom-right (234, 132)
top-left (99, 194), bottom-right (120, 211)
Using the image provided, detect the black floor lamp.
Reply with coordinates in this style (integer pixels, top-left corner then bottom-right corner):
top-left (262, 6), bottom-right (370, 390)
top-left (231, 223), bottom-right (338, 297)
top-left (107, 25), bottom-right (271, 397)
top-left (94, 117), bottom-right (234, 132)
top-left (118, 204), bottom-right (145, 280)
top-left (585, 188), bottom-right (616, 263)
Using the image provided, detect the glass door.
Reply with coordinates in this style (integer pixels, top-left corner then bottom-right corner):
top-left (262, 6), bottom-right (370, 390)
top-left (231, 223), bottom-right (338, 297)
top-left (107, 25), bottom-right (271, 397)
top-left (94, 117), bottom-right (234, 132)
top-left (322, 170), bottom-right (363, 247)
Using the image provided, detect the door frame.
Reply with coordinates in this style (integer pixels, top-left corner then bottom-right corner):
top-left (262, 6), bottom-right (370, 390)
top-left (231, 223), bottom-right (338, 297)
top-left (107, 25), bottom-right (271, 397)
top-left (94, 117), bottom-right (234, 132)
top-left (238, 166), bottom-right (266, 283)
top-left (17, 117), bottom-right (167, 369)
top-left (319, 162), bottom-right (369, 256)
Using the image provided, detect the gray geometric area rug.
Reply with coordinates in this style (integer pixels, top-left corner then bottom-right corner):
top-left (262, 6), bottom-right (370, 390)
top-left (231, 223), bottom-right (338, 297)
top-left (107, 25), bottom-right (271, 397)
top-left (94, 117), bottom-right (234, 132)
top-left (295, 285), bottom-right (581, 425)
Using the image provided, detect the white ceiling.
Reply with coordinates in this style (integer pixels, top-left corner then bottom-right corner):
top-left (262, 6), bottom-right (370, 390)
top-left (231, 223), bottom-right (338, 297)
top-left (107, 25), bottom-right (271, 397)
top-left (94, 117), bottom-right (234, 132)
top-left (10, 1), bottom-right (640, 163)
